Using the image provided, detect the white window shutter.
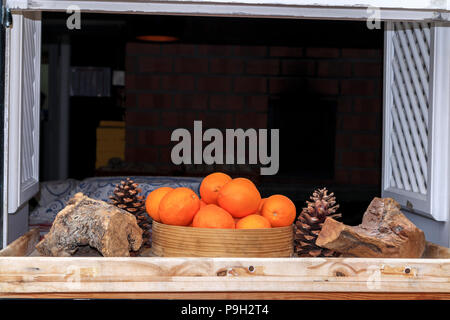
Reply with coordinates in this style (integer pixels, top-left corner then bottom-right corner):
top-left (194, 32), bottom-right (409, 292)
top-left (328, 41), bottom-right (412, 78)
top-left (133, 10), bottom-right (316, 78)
top-left (6, 12), bottom-right (41, 213)
top-left (382, 22), bottom-right (450, 221)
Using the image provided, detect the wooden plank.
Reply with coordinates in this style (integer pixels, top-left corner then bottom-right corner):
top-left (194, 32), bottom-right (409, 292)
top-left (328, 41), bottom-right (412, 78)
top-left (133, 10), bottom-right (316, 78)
top-left (0, 228), bottom-right (448, 296)
top-left (7, 0), bottom-right (450, 22)
top-left (0, 228), bottom-right (40, 257)
top-left (422, 242), bottom-right (450, 258)
top-left (0, 257), bottom-right (448, 293)
top-left (1, 292), bottom-right (450, 300)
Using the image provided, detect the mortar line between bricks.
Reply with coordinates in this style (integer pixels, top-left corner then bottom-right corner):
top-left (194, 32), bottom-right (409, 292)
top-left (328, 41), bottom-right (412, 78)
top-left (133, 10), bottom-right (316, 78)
top-left (125, 42), bottom-right (383, 181)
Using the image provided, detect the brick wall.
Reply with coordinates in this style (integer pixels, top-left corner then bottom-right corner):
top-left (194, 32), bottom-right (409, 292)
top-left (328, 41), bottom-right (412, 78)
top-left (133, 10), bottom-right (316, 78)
top-left (125, 42), bottom-right (382, 185)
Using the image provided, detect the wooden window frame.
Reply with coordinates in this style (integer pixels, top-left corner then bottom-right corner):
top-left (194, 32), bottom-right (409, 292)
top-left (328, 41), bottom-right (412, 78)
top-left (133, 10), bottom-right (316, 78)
top-left (2, 0), bottom-right (450, 247)
top-left (5, 0), bottom-right (450, 22)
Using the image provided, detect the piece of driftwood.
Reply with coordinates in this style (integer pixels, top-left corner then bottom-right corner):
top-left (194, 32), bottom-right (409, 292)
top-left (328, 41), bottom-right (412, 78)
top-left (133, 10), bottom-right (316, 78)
top-left (316, 197), bottom-right (426, 258)
top-left (35, 193), bottom-right (143, 257)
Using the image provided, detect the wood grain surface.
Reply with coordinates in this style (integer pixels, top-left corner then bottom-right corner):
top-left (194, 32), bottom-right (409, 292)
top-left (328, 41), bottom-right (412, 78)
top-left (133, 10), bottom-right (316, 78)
top-left (0, 227), bottom-right (449, 299)
top-left (0, 228), bottom-right (40, 257)
top-left (1, 291), bottom-right (449, 300)
top-left (0, 256), bottom-right (448, 294)
top-left (151, 221), bottom-right (294, 257)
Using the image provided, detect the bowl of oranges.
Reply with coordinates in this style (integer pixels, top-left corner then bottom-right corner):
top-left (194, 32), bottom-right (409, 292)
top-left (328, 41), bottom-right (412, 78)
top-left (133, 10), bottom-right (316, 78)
top-left (146, 172), bottom-right (295, 257)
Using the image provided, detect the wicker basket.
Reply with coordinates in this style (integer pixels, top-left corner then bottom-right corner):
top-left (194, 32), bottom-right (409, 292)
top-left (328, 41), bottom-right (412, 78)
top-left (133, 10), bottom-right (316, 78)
top-left (151, 221), bottom-right (294, 257)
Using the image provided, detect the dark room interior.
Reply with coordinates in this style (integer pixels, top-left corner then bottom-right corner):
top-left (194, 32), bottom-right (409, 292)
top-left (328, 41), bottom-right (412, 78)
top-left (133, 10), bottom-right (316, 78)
top-left (39, 13), bottom-right (384, 225)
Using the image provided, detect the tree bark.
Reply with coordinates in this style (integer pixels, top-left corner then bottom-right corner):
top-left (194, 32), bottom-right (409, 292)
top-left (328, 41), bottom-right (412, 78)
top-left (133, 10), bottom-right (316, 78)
top-left (316, 198), bottom-right (426, 258)
top-left (36, 193), bottom-right (143, 257)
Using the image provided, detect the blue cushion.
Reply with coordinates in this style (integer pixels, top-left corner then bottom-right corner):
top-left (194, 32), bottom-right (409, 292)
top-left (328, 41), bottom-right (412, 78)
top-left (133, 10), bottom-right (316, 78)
top-left (29, 176), bottom-right (202, 226)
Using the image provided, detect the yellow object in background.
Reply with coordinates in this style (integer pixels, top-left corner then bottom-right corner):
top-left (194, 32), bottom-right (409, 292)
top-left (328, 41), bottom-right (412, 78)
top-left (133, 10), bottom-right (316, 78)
top-left (96, 121), bottom-right (125, 169)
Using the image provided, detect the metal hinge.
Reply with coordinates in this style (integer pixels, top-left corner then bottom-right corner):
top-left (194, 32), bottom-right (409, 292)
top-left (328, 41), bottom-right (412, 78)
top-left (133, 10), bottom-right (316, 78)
top-left (1, 6), bottom-right (13, 28)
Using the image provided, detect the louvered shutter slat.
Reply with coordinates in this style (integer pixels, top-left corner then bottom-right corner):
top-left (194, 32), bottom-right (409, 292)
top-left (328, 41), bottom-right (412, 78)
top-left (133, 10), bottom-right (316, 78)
top-left (382, 22), bottom-right (450, 221)
top-left (6, 12), bottom-right (41, 213)
top-left (403, 24), bottom-right (430, 97)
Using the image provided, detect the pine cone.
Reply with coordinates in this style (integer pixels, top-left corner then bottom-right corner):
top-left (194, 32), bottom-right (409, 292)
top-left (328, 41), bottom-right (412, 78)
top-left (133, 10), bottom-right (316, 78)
top-left (294, 188), bottom-right (342, 257)
top-left (109, 178), bottom-right (152, 252)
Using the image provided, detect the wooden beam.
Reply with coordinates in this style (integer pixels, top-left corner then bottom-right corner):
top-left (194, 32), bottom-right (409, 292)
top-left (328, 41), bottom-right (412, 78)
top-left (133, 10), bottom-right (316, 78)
top-left (1, 291), bottom-right (450, 300)
top-left (0, 257), bottom-right (448, 293)
top-left (0, 228), bottom-right (40, 257)
top-left (6, 0), bottom-right (450, 22)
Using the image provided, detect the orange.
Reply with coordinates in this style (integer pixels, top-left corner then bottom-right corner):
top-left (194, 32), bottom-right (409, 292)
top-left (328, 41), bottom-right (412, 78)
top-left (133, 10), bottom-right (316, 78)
top-left (257, 198), bottom-right (267, 214)
top-left (217, 178), bottom-right (261, 218)
top-left (200, 199), bottom-right (207, 208)
top-left (145, 187), bottom-right (173, 222)
top-left (192, 204), bottom-right (235, 229)
top-left (159, 187), bottom-right (200, 226)
top-left (261, 194), bottom-right (296, 227)
top-left (199, 172), bottom-right (232, 205)
top-left (236, 214), bottom-right (271, 229)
